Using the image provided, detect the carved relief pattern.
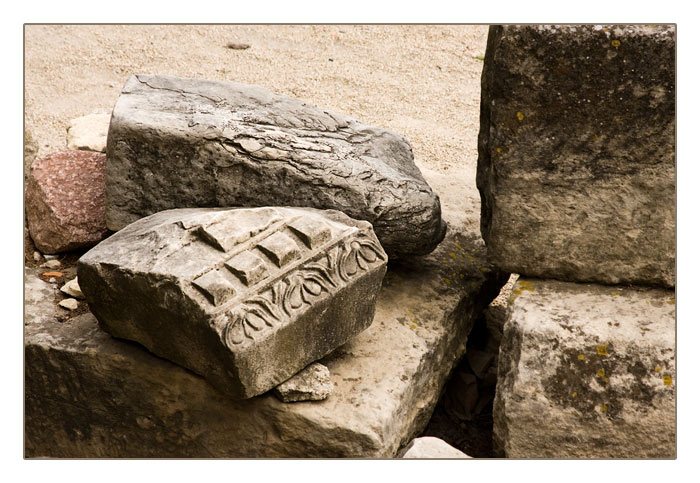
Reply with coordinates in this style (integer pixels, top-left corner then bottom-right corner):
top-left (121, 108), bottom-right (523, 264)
top-left (221, 232), bottom-right (385, 347)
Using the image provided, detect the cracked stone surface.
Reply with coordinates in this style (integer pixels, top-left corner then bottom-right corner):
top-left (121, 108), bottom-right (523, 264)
top-left (477, 25), bottom-right (676, 287)
top-left (494, 278), bottom-right (676, 458)
top-left (25, 198), bottom-right (507, 457)
top-left (78, 207), bottom-right (388, 399)
top-left (25, 150), bottom-right (110, 254)
top-left (105, 74), bottom-right (446, 258)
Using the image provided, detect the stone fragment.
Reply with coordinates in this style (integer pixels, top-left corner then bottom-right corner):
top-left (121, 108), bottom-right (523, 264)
top-left (66, 111), bottom-right (111, 152)
top-left (33, 251), bottom-right (43, 262)
top-left (60, 277), bottom-right (84, 299)
top-left (400, 437), bottom-right (471, 459)
top-left (105, 74), bottom-right (446, 258)
top-left (42, 259), bottom-right (61, 269)
top-left (273, 362), bottom-right (333, 403)
top-left (25, 197), bottom-right (508, 457)
top-left (59, 298), bottom-right (79, 310)
top-left (25, 150), bottom-right (110, 254)
top-left (494, 278), bottom-right (676, 458)
top-left (477, 25), bottom-right (676, 287)
top-left (78, 207), bottom-right (388, 399)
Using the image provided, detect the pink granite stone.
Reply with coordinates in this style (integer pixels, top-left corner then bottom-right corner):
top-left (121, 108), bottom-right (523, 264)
top-left (26, 151), bottom-right (109, 254)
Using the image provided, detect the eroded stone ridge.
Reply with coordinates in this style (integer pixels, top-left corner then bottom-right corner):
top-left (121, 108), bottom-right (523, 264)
top-left (77, 207), bottom-right (388, 399)
top-left (105, 74), bottom-right (446, 258)
top-left (477, 25), bottom-right (676, 287)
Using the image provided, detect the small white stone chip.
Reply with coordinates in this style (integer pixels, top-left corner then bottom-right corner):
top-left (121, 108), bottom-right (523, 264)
top-left (59, 298), bottom-right (79, 311)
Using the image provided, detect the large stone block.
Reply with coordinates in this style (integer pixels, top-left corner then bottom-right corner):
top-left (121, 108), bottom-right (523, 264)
top-left (25, 150), bottom-right (110, 254)
top-left (26, 222), bottom-right (507, 457)
top-left (105, 74), bottom-right (446, 258)
top-left (494, 278), bottom-right (676, 458)
top-left (477, 25), bottom-right (676, 287)
top-left (78, 207), bottom-right (387, 399)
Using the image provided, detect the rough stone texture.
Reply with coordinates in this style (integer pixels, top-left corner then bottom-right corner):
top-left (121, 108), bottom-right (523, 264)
top-left (25, 150), bottom-right (110, 254)
top-left (24, 268), bottom-right (58, 327)
top-left (494, 278), bottom-right (676, 458)
top-left (273, 363), bottom-right (333, 403)
top-left (78, 207), bottom-right (388, 399)
top-left (477, 25), bottom-right (676, 287)
top-left (400, 437), bottom-right (471, 459)
top-left (105, 74), bottom-right (446, 258)
top-left (66, 111), bottom-right (111, 152)
top-left (25, 208), bottom-right (507, 457)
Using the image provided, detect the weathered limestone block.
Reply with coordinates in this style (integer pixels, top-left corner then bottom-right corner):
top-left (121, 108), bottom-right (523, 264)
top-left (25, 151), bottom-right (110, 254)
top-left (400, 437), bottom-right (471, 458)
top-left (78, 207), bottom-right (387, 399)
top-left (105, 74), bottom-right (446, 258)
top-left (66, 111), bottom-right (111, 152)
top-left (494, 278), bottom-right (676, 458)
top-left (25, 216), bottom-right (508, 457)
top-left (273, 362), bottom-right (333, 403)
top-left (477, 25), bottom-right (676, 287)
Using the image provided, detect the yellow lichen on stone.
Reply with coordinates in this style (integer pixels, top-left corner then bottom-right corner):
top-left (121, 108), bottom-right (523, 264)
top-left (596, 344), bottom-right (608, 356)
top-left (572, 392), bottom-right (577, 398)
top-left (516, 111), bottom-right (524, 121)
top-left (578, 354), bottom-right (586, 361)
top-left (597, 369), bottom-right (605, 378)
top-left (600, 404), bottom-right (608, 412)
top-left (603, 377), bottom-right (609, 383)
top-left (663, 376), bottom-right (672, 386)
top-left (449, 253), bottom-right (457, 259)
top-left (611, 39), bottom-right (621, 48)
top-left (443, 278), bottom-right (451, 285)
top-left (655, 365), bottom-right (662, 372)
top-left (667, 299), bottom-right (675, 305)
top-left (496, 147), bottom-right (502, 153)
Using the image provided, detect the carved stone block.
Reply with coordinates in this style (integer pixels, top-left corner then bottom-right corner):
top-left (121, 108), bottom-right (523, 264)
top-left (77, 207), bottom-right (388, 399)
top-left (104, 74), bottom-right (446, 258)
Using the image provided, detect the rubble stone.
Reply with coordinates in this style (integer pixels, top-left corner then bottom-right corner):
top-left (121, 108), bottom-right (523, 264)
top-left (477, 25), bottom-right (676, 287)
top-left (105, 74), bottom-right (446, 258)
top-left (494, 278), bottom-right (676, 458)
top-left (66, 111), bottom-right (111, 152)
top-left (400, 437), bottom-right (471, 458)
top-left (25, 151), bottom-right (109, 254)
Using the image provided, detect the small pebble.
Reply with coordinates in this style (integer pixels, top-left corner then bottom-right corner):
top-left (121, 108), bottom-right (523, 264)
top-left (33, 251), bottom-right (43, 262)
top-left (226, 42), bottom-right (250, 50)
top-left (60, 277), bottom-right (84, 299)
top-left (42, 259), bottom-right (61, 269)
top-left (59, 298), bottom-right (79, 310)
top-left (43, 254), bottom-right (59, 260)
top-left (49, 277), bottom-right (56, 283)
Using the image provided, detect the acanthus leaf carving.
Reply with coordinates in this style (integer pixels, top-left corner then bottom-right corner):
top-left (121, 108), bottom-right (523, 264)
top-left (222, 231), bottom-right (385, 347)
